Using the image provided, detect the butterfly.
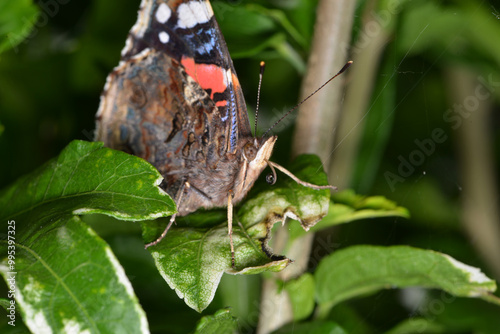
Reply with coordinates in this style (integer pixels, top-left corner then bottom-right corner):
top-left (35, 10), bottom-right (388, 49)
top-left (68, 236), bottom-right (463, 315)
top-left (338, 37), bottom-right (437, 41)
top-left (95, 0), bottom-right (341, 267)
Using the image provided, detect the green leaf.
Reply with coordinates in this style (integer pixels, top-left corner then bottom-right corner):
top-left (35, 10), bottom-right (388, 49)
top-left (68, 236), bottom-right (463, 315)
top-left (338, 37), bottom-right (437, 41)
top-left (460, 3), bottom-right (500, 67)
top-left (289, 189), bottom-right (409, 241)
top-left (247, 4), bottom-right (307, 48)
top-left (324, 304), bottom-right (374, 334)
top-left (0, 140), bottom-right (175, 227)
top-left (285, 0), bottom-right (318, 45)
top-left (0, 298), bottom-right (9, 311)
top-left (0, 297), bottom-right (29, 332)
top-left (273, 36), bottom-right (307, 74)
top-left (216, 274), bottom-right (261, 327)
top-left (272, 321), bottom-right (347, 334)
top-left (332, 189), bottom-right (409, 212)
top-left (213, 2), bottom-right (276, 40)
top-left (239, 154), bottom-right (331, 233)
top-left (0, 216), bottom-right (149, 333)
top-left (143, 154), bottom-right (331, 312)
top-left (386, 296), bottom-right (500, 334)
top-left (426, 296), bottom-right (500, 334)
top-left (212, 3), bottom-right (306, 72)
top-left (143, 221), bottom-right (290, 313)
top-left (385, 317), bottom-right (447, 334)
top-left (193, 308), bottom-right (238, 334)
top-left (284, 273), bottom-right (315, 321)
top-left (327, 189), bottom-right (410, 223)
top-left (315, 246), bottom-right (499, 311)
top-left (0, 0), bottom-right (39, 54)
top-left (0, 140), bottom-right (176, 333)
top-left (212, 2), bottom-right (276, 59)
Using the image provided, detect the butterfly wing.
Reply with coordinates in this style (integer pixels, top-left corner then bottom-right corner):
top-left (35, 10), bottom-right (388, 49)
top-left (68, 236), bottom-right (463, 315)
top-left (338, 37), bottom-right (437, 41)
top-left (95, 0), bottom-right (252, 213)
top-left (121, 0), bottom-right (252, 152)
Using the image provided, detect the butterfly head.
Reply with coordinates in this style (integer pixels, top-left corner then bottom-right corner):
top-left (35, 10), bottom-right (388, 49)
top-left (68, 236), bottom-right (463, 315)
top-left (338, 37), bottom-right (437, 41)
top-left (244, 136), bottom-right (276, 169)
top-left (233, 136), bottom-right (277, 201)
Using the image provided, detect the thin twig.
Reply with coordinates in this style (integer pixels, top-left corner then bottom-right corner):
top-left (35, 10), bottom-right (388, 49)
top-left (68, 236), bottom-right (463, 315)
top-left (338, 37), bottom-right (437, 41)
top-left (446, 67), bottom-right (500, 280)
top-left (257, 1), bottom-right (356, 333)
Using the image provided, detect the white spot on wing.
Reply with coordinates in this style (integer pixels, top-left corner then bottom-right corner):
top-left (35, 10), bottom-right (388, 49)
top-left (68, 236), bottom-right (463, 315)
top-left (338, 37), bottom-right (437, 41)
top-left (158, 31), bottom-right (170, 44)
top-left (155, 3), bottom-right (171, 23)
top-left (224, 68), bottom-right (232, 87)
top-left (177, 0), bottom-right (214, 29)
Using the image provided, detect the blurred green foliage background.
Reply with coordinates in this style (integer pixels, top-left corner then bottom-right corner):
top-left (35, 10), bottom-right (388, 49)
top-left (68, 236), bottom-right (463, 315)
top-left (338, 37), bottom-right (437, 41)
top-left (1, 0), bottom-right (500, 333)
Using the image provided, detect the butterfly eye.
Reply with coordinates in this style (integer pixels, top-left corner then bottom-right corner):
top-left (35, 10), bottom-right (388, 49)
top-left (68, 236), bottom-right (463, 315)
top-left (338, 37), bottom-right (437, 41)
top-left (266, 173), bottom-right (276, 185)
top-left (243, 142), bottom-right (257, 161)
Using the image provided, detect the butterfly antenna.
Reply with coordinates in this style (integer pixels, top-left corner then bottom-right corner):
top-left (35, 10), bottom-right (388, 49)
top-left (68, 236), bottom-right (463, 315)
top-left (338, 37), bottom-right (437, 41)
top-left (262, 60), bottom-right (353, 138)
top-left (254, 61), bottom-right (266, 138)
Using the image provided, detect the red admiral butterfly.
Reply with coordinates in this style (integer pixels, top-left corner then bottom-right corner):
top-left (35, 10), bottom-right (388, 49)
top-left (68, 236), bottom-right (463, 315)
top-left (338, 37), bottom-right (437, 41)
top-left (95, 0), bottom-right (345, 267)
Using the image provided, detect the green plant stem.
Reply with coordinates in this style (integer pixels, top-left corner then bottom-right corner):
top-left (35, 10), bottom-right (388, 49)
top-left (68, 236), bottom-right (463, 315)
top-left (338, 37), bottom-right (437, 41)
top-left (445, 67), bottom-right (500, 280)
top-left (329, 0), bottom-right (392, 189)
top-left (257, 0), bottom-right (356, 333)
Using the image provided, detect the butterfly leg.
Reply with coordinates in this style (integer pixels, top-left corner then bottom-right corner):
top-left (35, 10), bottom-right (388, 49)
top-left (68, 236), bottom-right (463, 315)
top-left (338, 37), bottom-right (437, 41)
top-left (145, 181), bottom-right (188, 248)
top-left (227, 190), bottom-right (236, 269)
